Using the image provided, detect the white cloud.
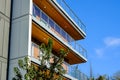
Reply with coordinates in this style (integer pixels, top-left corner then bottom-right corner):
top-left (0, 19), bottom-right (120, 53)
top-left (104, 37), bottom-right (120, 47)
top-left (95, 37), bottom-right (120, 58)
top-left (95, 48), bottom-right (104, 58)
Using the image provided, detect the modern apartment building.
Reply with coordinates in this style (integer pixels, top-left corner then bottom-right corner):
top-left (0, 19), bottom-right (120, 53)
top-left (0, 0), bottom-right (87, 80)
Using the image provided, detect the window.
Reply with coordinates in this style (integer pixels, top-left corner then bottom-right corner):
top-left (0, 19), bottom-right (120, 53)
top-left (31, 42), bottom-right (34, 56)
top-left (32, 42), bottom-right (39, 59)
top-left (55, 24), bottom-right (61, 34)
top-left (49, 19), bottom-right (54, 29)
top-left (33, 4), bottom-right (41, 20)
top-left (61, 30), bottom-right (66, 39)
top-left (67, 35), bottom-right (71, 42)
top-left (41, 12), bottom-right (48, 22)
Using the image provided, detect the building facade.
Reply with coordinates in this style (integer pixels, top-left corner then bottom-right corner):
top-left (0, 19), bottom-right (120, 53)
top-left (0, 0), bottom-right (87, 80)
top-left (0, 0), bottom-right (11, 80)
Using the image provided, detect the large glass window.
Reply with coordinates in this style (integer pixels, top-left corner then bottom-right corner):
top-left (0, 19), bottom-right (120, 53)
top-left (41, 12), bottom-right (48, 22)
top-left (61, 30), bottom-right (66, 39)
top-left (32, 42), bottom-right (39, 59)
top-left (49, 19), bottom-right (54, 29)
top-left (67, 35), bottom-right (71, 42)
top-left (55, 24), bottom-right (61, 34)
top-left (33, 4), bottom-right (41, 20)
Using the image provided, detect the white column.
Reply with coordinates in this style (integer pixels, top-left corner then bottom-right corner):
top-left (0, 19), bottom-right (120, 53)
top-left (0, 0), bottom-right (11, 79)
top-left (8, 0), bottom-right (33, 79)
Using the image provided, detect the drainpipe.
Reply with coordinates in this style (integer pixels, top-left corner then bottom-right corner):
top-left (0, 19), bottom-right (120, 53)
top-left (6, 0), bottom-right (13, 80)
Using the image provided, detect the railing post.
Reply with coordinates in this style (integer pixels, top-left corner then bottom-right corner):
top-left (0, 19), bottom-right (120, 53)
top-left (75, 41), bottom-right (76, 50)
top-left (57, 0), bottom-right (86, 33)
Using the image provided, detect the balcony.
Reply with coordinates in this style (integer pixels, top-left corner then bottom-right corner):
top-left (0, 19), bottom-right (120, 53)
top-left (56, 0), bottom-right (86, 33)
top-left (50, 0), bottom-right (86, 37)
top-left (32, 4), bottom-right (87, 61)
top-left (68, 65), bottom-right (89, 80)
top-left (31, 42), bottom-right (69, 78)
top-left (31, 42), bottom-right (88, 80)
top-left (33, 0), bottom-right (86, 40)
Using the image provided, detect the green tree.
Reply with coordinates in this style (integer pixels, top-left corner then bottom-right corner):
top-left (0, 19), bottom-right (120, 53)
top-left (13, 39), bottom-right (68, 80)
top-left (12, 57), bottom-right (37, 80)
top-left (113, 71), bottom-right (120, 80)
top-left (96, 75), bottom-right (107, 80)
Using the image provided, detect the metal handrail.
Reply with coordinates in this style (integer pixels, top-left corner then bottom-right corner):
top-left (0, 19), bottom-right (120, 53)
top-left (68, 65), bottom-right (89, 80)
top-left (31, 42), bottom-right (88, 80)
top-left (57, 0), bottom-right (86, 33)
top-left (33, 3), bottom-right (87, 59)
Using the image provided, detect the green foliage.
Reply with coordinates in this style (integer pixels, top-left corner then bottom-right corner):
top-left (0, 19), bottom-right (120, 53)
top-left (12, 67), bottom-right (22, 80)
top-left (49, 49), bottom-right (68, 80)
top-left (96, 75), bottom-right (107, 80)
top-left (91, 77), bottom-right (95, 80)
top-left (13, 57), bottom-right (37, 80)
top-left (113, 71), bottom-right (120, 80)
top-left (13, 39), bottom-right (68, 80)
top-left (39, 38), bottom-right (53, 67)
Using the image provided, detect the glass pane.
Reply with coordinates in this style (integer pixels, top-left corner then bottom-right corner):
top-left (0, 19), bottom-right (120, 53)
top-left (33, 43), bottom-right (39, 59)
top-left (67, 35), bottom-right (71, 42)
top-left (49, 19), bottom-right (54, 28)
top-left (61, 30), bottom-right (66, 39)
top-left (42, 12), bottom-right (48, 22)
top-left (33, 4), bottom-right (40, 20)
top-left (55, 24), bottom-right (60, 33)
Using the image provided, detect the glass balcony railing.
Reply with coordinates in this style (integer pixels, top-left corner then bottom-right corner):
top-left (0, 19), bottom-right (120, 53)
top-left (68, 65), bottom-right (89, 80)
top-left (31, 42), bottom-right (88, 80)
top-left (32, 4), bottom-right (87, 59)
top-left (56, 0), bottom-right (86, 34)
top-left (62, 62), bottom-right (89, 80)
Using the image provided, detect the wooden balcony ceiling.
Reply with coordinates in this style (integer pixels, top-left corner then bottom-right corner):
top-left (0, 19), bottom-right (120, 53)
top-left (32, 22), bottom-right (86, 65)
top-left (33, 0), bottom-right (85, 40)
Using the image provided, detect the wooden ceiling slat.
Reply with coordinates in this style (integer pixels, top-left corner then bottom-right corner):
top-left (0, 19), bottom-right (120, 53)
top-left (33, 0), bottom-right (85, 40)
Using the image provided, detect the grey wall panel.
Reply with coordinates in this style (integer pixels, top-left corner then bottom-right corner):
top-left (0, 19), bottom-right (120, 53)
top-left (5, 0), bottom-right (11, 18)
top-left (0, 61), bottom-right (1, 79)
top-left (10, 15), bottom-right (31, 59)
top-left (3, 21), bottom-right (10, 58)
top-left (0, 0), bottom-right (11, 79)
top-left (0, 0), bottom-right (5, 13)
top-left (1, 62), bottom-right (7, 80)
top-left (12, 0), bottom-right (31, 19)
top-left (0, 18), bottom-right (4, 56)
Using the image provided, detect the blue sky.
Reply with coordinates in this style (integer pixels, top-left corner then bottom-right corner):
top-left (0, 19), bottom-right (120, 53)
top-left (62, 0), bottom-right (120, 77)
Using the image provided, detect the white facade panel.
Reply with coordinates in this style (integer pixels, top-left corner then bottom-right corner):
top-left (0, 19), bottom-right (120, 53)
top-left (20, 17), bottom-right (30, 57)
top-left (0, 18), bottom-right (4, 56)
top-left (10, 21), bottom-right (20, 59)
top-left (12, 0), bottom-right (31, 19)
top-left (9, 0), bottom-right (33, 79)
top-left (10, 15), bottom-right (31, 59)
top-left (0, 0), bottom-right (5, 13)
top-left (21, 0), bottom-right (30, 15)
top-left (0, 61), bottom-right (1, 78)
top-left (3, 21), bottom-right (10, 58)
top-left (0, 0), bottom-right (11, 79)
top-left (12, 0), bottom-right (21, 19)
top-left (8, 58), bottom-right (26, 80)
top-left (1, 62), bottom-right (7, 80)
top-left (5, 0), bottom-right (11, 18)
top-left (8, 59), bottom-right (20, 80)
